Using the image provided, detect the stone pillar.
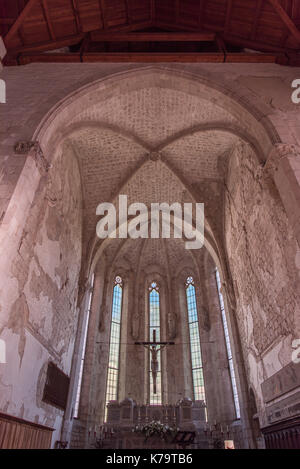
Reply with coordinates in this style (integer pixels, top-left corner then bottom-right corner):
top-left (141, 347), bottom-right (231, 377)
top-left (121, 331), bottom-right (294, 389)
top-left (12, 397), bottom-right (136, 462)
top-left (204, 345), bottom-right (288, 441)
top-left (81, 262), bottom-right (106, 447)
top-left (60, 275), bottom-right (94, 446)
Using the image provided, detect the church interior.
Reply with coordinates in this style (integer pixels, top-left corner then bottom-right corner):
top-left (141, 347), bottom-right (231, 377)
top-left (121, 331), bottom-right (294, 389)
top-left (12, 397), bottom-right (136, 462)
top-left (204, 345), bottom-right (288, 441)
top-left (0, 0), bottom-right (300, 450)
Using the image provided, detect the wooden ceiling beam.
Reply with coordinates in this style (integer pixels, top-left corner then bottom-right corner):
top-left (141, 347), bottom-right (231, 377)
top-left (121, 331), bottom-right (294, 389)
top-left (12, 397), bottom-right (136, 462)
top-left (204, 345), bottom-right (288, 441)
top-left (251, 0), bottom-right (263, 40)
top-left (41, 0), bottom-right (56, 41)
top-left (175, 0), bottom-right (180, 24)
top-left (224, 0), bottom-right (233, 34)
top-left (124, 0), bottom-right (131, 24)
top-left (4, 0), bottom-right (39, 45)
top-left (17, 51), bottom-right (278, 65)
top-left (98, 0), bottom-right (108, 30)
top-left (223, 33), bottom-right (287, 53)
top-left (89, 31), bottom-right (216, 42)
top-left (90, 21), bottom-right (153, 39)
top-left (71, 0), bottom-right (82, 33)
top-left (267, 0), bottom-right (300, 44)
top-left (199, 0), bottom-right (206, 27)
top-left (151, 0), bottom-right (155, 22)
top-left (9, 33), bottom-right (84, 55)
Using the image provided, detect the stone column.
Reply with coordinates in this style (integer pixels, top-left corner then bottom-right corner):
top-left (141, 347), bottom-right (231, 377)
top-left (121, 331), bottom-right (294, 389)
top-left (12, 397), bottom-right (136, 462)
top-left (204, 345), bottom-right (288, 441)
top-left (60, 275), bottom-right (94, 446)
top-left (80, 261), bottom-right (106, 447)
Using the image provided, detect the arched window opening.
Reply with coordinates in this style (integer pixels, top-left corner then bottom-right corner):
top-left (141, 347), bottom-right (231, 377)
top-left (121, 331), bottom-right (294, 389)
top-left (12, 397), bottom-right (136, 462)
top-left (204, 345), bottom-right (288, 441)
top-left (185, 276), bottom-right (206, 403)
top-left (215, 269), bottom-right (241, 419)
top-left (105, 275), bottom-right (123, 418)
top-left (149, 281), bottom-right (162, 405)
top-left (74, 273), bottom-right (95, 419)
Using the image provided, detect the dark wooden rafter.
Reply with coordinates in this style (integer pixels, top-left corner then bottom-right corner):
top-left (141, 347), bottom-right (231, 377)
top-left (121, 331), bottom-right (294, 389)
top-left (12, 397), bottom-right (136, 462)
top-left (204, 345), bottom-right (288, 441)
top-left (175, 0), bottom-right (180, 25)
top-left (18, 51), bottom-right (278, 64)
top-left (17, 25), bottom-right (25, 46)
top-left (71, 0), bottom-right (82, 33)
top-left (267, 0), bottom-right (300, 44)
top-left (1, 0), bottom-right (299, 66)
top-left (10, 34), bottom-right (85, 55)
top-left (150, 0), bottom-right (155, 22)
top-left (224, 0), bottom-right (233, 35)
top-left (79, 32), bottom-right (90, 56)
top-left (41, 0), bottom-right (56, 41)
top-left (198, 0), bottom-right (206, 27)
top-left (124, 0), bottom-right (131, 24)
top-left (4, 0), bottom-right (38, 45)
top-left (251, 0), bottom-right (263, 40)
top-left (216, 34), bottom-right (226, 54)
top-left (90, 31), bottom-right (216, 41)
top-left (98, 0), bottom-right (108, 30)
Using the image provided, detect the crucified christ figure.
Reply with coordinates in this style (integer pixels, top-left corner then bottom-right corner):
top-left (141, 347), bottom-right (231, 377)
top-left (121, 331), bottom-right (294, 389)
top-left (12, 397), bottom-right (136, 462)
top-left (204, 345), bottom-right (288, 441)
top-left (135, 329), bottom-right (175, 394)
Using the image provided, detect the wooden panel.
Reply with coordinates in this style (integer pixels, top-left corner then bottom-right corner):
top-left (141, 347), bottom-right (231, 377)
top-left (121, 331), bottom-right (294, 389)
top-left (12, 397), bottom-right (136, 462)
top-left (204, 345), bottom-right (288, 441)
top-left (90, 31), bottom-right (216, 41)
top-left (102, 0), bottom-right (128, 28)
top-left (43, 362), bottom-right (70, 410)
top-left (77, 0), bottom-right (103, 32)
top-left (155, 0), bottom-right (176, 24)
top-left (19, 50), bottom-right (278, 64)
top-left (21, 1), bottom-right (50, 44)
top-left (0, 412), bottom-right (53, 449)
top-left (127, 0), bottom-right (151, 22)
top-left (262, 416), bottom-right (300, 449)
top-left (0, 0), bottom-right (28, 37)
top-left (202, 0), bottom-right (227, 30)
top-left (47, 0), bottom-right (77, 38)
top-left (178, 0), bottom-right (202, 27)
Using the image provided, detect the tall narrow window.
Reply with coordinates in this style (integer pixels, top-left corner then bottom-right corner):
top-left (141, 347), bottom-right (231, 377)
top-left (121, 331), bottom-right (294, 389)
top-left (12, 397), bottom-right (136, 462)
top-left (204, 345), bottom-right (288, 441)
top-left (215, 269), bottom-right (241, 419)
top-left (105, 275), bottom-right (123, 413)
top-left (185, 276), bottom-right (206, 402)
top-left (149, 282), bottom-right (162, 405)
top-left (74, 274), bottom-right (95, 418)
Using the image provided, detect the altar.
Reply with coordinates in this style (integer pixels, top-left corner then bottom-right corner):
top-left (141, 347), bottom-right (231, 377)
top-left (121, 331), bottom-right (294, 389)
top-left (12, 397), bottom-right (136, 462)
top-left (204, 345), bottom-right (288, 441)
top-left (97, 398), bottom-right (209, 449)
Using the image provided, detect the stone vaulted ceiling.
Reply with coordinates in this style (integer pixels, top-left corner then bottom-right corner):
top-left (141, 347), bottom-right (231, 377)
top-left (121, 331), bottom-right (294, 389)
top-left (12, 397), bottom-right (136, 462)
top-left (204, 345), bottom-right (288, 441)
top-left (1, 0), bottom-right (300, 65)
top-left (65, 84), bottom-right (249, 273)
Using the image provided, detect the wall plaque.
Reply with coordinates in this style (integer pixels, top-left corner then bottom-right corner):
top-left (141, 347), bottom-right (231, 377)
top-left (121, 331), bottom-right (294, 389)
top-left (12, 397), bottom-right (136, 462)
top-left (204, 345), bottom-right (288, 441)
top-left (261, 361), bottom-right (300, 403)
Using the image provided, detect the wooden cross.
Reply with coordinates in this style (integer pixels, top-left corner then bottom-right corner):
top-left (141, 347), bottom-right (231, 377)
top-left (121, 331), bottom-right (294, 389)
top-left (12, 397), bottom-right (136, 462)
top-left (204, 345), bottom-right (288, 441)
top-left (135, 330), bottom-right (175, 394)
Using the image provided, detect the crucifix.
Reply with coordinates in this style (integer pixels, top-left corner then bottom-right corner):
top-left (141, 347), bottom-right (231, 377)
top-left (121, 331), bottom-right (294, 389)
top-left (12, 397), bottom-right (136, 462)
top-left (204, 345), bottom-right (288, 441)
top-left (135, 329), bottom-right (175, 394)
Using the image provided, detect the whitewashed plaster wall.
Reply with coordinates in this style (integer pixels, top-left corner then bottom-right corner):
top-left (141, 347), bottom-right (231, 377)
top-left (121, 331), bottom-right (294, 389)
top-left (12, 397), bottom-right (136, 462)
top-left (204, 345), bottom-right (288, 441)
top-left (0, 142), bottom-right (82, 446)
top-left (225, 142), bottom-right (300, 427)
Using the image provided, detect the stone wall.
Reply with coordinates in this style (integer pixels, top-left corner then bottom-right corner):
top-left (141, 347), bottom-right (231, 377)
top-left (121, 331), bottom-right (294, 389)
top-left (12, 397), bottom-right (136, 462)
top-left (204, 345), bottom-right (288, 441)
top-left (224, 141), bottom-right (300, 427)
top-left (0, 142), bottom-right (82, 446)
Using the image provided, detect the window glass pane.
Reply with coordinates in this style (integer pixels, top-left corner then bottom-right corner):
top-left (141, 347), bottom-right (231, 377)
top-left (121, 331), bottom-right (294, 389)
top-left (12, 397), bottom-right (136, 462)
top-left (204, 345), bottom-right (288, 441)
top-left (105, 277), bottom-right (123, 420)
top-left (215, 269), bottom-right (241, 419)
top-left (185, 278), bottom-right (206, 404)
top-left (149, 284), bottom-right (162, 405)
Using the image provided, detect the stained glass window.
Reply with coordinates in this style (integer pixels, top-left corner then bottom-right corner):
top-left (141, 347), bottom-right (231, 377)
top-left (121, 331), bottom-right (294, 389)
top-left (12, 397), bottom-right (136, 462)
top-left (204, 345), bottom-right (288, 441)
top-left (105, 276), bottom-right (123, 418)
top-left (149, 282), bottom-right (162, 405)
top-left (185, 276), bottom-right (206, 402)
top-left (215, 269), bottom-right (241, 419)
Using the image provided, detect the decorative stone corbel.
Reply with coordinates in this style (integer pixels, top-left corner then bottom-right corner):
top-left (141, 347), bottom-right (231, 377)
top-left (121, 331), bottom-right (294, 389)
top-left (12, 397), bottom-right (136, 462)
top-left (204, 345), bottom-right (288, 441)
top-left (14, 141), bottom-right (51, 175)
